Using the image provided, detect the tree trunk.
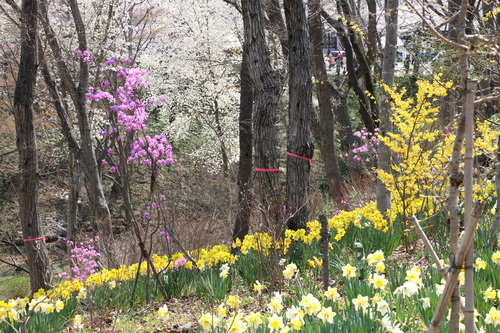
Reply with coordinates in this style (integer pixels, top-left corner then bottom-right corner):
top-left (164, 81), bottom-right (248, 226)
top-left (39, 0), bottom-right (113, 239)
top-left (262, 0), bottom-right (289, 57)
top-left (67, 152), bottom-right (81, 253)
top-left (447, 115), bottom-right (466, 332)
top-left (376, 0), bottom-right (398, 216)
top-left (69, 0), bottom-right (113, 238)
top-left (38, 48), bottom-right (82, 253)
top-left (365, 0), bottom-right (377, 66)
top-left (490, 136), bottom-right (500, 246)
top-left (450, 1), bottom-right (471, 330)
top-left (308, 0), bottom-right (344, 205)
top-left (13, 0), bottom-right (52, 294)
top-left (232, 49), bottom-right (253, 244)
top-left (284, 0), bottom-right (314, 230)
top-left (338, 0), bottom-right (378, 129)
top-left (320, 8), bottom-right (376, 133)
top-left (242, 0), bottom-right (282, 230)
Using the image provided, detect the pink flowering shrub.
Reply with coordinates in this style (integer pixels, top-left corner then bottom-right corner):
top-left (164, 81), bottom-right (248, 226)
top-left (128, 134), bottom-right (174, 168)
top-left (57, 237), bottom-right (101, 282)
top-left (341, 127), bottom-right (379, 173)
top-left (86, 57), bottom-right (174, 174)
top-left (84, 56), bottom-right (174, 244)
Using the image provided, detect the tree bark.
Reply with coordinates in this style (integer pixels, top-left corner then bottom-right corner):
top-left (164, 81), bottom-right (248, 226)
top-left (232, 48), bottom-right (253, 244)
top-left (284, 0), bottom-right (314, 230)
top-left (308, 0), bottom-right (344, 205)
top-left (262, 0), bottom-right (289, 57)
top-left (365, 0), bottom-right (377, 66)
top-left (69, 0), bottom-right (112, 237)
top-left (376, 0), bottom-right (398, 216)
top-left (321, 7), bottom-right (376, 133)
top-left (490, 135), bottom-right (500, 246)
top-left (13, 0), bottom-right (52, 294)
top-left (242, 0), bottom-right (282, 230)
top-left (338, 0), bottom-right (378, 129)
top-left (449, 0), bottom-right (470, 330)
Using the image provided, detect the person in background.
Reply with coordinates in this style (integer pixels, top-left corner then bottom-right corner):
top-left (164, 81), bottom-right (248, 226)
top-left (404, 54), bottom-right (411, 73)
top-left (328, 54), bottom-right (334, 69)
top-left (338, 52), bottom-right (344, 67)
top-left (335, 54), bottom-right (341, 75)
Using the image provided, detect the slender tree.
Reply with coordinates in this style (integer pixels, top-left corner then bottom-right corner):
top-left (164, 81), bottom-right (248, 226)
top-left (37, 0), bottom-right (113, 238)
top-left (308, 0), bottom-right (345, 205)
top-left (12, 0), bottom-right (52, 293)
top-left (376, 0), bottom-right (399, 216)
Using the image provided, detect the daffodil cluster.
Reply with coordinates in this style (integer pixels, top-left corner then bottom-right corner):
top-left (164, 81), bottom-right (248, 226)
top-left (198, 288), bottom-right (338, 333)
top-left (0, 296), bottom-right (64, 324)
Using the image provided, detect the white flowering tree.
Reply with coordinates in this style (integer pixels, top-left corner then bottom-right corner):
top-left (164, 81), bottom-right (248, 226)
top-left (142, 0), bottom-right (242, 174)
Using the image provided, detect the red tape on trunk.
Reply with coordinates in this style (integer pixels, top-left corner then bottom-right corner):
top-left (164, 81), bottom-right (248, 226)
top-left (23, 236), bottom-right (46, 243)
top-left (287, 152), bottom-right (313, 166)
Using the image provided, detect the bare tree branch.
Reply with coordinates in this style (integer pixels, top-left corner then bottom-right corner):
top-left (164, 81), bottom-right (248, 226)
top-left (222, 0), bottom-right (242, 14)
top-left (405, 0), bottom-right (468, 51)
top-left (0, 3), bottom-right (20, 28)
top-left (0, 257), bottom-right (29, 274)
top-left (474, 94), bottom-right (500, 106)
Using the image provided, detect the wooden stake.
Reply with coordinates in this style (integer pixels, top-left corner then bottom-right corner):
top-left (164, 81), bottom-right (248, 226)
top-left (464, 80), bottom-right (478, 333)
top-left (409, 215), bottom-right (478, 333)
top-left (319, 215), bottom-right (330, 290)
top-left (427, 202), bottom-right (484, 333)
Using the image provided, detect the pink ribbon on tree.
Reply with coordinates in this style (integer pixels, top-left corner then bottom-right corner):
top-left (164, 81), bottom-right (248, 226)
top-left (23, 236), bottom-right (46, 243)
top-left (287, 152), bottom-right (313, 166)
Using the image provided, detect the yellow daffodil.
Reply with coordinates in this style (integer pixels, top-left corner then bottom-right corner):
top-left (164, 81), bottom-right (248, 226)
top-left (317, 306), bottom-right (336, 323)
top-left (492, 251), bottom-right (500, 265)
top-left (198, 313), bottom-right (220, 331)
top-left (324, 286), bottom-right (339, 301)
top-left (157, 304), bottom-right (169, 319)
top-left (485, 307), bottom-right (500, 326)
top-left (352, 294), bottom-right (369, 311)
top-left (226, 295), bottom-right (241, 309)
top-left (245, 312), bottom-right (263, 329)
top-left (483, 287), bottom-right (497, 300)
top-left (299, 293), bottom-right (321, 315)
top-left (253, 280), bottom-right (266, 294)
top-left (342, 264), bottom-right (357, 278)
top-left (268, 313), bottom-right (284, 331)
top-left (475, 258), bottom-right (487, 271)
top-left (368, 273), bottom-right (388, 289)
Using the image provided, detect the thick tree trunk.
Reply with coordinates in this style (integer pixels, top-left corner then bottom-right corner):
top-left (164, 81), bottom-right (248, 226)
top-left (232, 50), bottom-right (253, 244)
top-left (13, 0), bottom-right (52, 294)
top-left (242, 0), bottom-right (282, 230)
top-left (284, 0), bottom-right (314, 230)
top-left (376, 0), bottom-right (398, 216)
top-left (308, 0), bottom-right (344, 205)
